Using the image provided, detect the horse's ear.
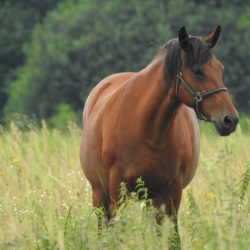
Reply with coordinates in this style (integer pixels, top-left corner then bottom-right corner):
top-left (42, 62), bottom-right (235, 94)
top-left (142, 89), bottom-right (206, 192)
top-left (204, 25), bottom-right (221, 49)
top-left (178, 26), bottom-right (191, 52)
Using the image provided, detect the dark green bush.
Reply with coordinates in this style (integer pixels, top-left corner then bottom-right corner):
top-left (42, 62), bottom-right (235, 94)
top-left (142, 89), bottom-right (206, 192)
top-left (4, 0), bottom-right (250, 122)
top-left (0, 0), bottom-right (60, 122)
top-left (48, 103), bottom-right (79, 130)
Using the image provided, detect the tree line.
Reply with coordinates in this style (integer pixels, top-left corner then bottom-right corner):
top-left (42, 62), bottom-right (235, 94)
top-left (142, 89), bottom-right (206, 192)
top-left (1, 0), bottom-right (250, 125)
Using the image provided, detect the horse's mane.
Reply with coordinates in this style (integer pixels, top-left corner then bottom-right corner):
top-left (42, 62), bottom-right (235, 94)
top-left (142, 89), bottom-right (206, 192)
top-left (163, 37), bottom-right (212, 83)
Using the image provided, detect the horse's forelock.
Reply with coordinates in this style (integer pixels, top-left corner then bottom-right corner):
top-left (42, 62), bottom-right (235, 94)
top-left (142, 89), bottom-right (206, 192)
top-left (186, 37), bottom-right (212, 67)
top-left (164, 37), bottom-right (212, 84)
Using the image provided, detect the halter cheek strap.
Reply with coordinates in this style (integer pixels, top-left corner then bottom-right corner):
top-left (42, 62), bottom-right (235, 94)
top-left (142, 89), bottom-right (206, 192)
top-left (176, 72), bottom-right (228, 121)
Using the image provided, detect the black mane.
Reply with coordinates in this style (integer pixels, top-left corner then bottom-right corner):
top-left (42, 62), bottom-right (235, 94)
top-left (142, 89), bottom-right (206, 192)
top-left (164, 37), bottom-right (212, 83)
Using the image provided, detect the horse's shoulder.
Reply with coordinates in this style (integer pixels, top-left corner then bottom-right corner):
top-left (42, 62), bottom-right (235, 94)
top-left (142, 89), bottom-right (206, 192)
top-left (180, 105), bottom-right (197, 121)
top-left (177, 105), bottom-right (199, 135)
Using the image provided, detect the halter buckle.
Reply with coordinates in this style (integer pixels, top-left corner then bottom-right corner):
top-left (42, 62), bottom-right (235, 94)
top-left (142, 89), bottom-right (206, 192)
top-left (195, 92), bottom-right (203, 102)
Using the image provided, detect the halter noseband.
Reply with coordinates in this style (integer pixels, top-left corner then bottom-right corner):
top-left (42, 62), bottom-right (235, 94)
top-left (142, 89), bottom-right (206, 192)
top-left (176, 72), bottom-right (228, 121)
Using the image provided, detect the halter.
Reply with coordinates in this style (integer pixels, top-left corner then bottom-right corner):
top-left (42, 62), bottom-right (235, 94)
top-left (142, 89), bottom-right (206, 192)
top-left (176, 72), bottom-right (228, 121)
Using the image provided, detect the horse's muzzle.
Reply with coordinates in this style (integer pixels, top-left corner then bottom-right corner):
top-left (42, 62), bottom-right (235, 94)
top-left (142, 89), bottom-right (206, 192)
top-left (214, 115), bottom-right (239, 136)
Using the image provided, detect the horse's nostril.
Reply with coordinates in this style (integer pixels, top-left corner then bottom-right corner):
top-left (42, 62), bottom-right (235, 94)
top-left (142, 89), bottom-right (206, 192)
top-left (223, 116), bottom-right (233, 129)
top-left (223, 115), bottom-right (238, 129)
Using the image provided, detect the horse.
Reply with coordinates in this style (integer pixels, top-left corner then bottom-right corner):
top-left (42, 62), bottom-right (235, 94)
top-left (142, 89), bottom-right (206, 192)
top-left (80, 26), bottom-right (239, 239)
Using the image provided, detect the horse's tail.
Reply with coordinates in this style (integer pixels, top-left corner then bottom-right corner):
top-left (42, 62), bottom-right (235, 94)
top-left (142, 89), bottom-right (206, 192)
top-left (82, 86), bottom-right (95, 127)
top-left (82, 98), bottom-right (89, 127)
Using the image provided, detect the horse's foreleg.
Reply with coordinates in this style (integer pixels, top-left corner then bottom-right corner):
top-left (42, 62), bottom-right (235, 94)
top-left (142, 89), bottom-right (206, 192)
top-left (153, 178), bottom-right (183, 224)
top-left (166, 177), bottom-right (183, 249)
top-left (165, 177), bottom-right (183, 232)
top-left (92, 188), bottom-right (110, 234)
top-left (153, 176), bottom-right (183, 248)
top-left (108, 167), bottom-right (122, 218)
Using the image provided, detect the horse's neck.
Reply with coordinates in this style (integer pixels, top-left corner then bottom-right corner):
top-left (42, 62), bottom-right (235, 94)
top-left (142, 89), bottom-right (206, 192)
top-left (129, 56), bottom-right (181, 145)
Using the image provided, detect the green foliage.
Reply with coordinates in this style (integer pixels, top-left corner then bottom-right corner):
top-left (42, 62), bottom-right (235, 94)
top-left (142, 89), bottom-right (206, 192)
top-left (238, 164), bottom-right (250, 204)
top-left (0, 0), bottom-right (60, 122)
top-left (6, 113), bottom-right (38, 131)
top-left (0, 124), bottom-right (250, 249)
top-left (239, 114), bottom-right (250, 133)
top-left (2, 0), bottom-right (250, 123)
top-left (5, 0), bottom-right (170, 121)
top-left (135, 177), bottom-right (149, 201)
top-left (48, 103), bottom-right (79, 130)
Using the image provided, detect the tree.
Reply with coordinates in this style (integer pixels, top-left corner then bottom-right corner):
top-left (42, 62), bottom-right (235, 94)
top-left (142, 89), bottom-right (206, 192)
top-left (0, 0), bottom-right (60, 122)
top-left (4, 0), bottom-right (250, 122)
top-left (4, 0), bottom-right (171, 120)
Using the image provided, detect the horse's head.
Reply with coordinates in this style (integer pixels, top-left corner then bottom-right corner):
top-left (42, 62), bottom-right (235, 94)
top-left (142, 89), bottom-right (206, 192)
top-left (176, 26), bottom-right (239, 136)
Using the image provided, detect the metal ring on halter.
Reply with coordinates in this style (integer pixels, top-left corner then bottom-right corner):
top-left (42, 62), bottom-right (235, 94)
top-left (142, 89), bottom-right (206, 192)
top-left (194, 93), bottom-right (203, 102)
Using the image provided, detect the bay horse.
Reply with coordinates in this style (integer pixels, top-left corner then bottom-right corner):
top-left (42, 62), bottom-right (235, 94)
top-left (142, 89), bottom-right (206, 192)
top-left (80, 26), bottom-right (239, 237)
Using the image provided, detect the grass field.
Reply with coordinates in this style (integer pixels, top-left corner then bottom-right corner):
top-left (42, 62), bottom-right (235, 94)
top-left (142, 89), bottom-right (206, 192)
top-left (0, 121), bottom-right (249, 250)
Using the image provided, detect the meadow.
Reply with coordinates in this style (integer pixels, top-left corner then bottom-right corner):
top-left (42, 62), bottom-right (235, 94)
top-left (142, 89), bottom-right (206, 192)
top-left (0, 120), bottom-right (249, 250)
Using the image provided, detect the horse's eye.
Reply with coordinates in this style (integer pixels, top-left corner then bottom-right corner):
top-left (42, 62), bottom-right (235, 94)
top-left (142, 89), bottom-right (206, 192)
top-left (192, 68), bottom-right (203, 76)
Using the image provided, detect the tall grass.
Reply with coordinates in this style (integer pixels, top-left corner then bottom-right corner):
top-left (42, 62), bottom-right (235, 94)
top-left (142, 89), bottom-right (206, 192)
top-left (0, 121), bottom-right (249, 249)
